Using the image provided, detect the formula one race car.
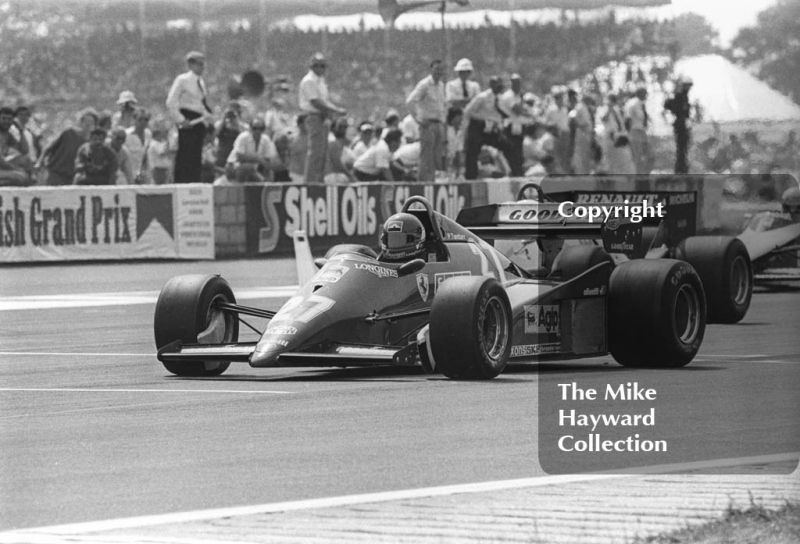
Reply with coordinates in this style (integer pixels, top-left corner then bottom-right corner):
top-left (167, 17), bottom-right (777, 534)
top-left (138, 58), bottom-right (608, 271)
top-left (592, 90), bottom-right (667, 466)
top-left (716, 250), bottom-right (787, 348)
top-left (155, 195), bottom-right (706, 380)
top-left (540, 184), bottom-right (753, 323)
top-left (737, 185), bottom-right (800, 284)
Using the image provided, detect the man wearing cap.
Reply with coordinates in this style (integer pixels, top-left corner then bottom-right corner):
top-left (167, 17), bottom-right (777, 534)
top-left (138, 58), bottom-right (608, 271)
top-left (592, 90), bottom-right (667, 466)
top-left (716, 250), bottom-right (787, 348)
top-left (113, 91), bottom-right (138, 129)
top-left (499, 74), bottom-right (535, 177)
top-left (166, 51), bottom-right (213, 183)
top-left (351, 121), bottom-right (376, 158)
top-left (298, 52), bottom-right (346, 184)
top-left (227, 119), bottom-right (278, 182)
top-left (446, 58), bottom-right (480, 110)
top-left (463, 76), bottom-right (510, 180)
top-left (406, 59), bottom-right (447, 182)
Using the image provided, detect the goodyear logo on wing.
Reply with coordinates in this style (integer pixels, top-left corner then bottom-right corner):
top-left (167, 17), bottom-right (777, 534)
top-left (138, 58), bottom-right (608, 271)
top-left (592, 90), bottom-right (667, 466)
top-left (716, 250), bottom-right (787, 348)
top-left (524, 305), bottom-right (560, 335)
top-left (498, 204), bottom-right (568, 223)
top-left (354, 262), bottom-right (398, 278)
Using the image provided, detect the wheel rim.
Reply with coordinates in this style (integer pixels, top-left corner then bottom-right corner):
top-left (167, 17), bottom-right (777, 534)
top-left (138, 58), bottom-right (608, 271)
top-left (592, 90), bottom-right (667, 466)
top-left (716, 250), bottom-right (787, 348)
top-left (730, 255), bottom-right (750, 306)
top-left (481, 296), bottom-right (509, 361)
top-left (197, 294), bottom-right (235, 345)
top-left (674, 283), bottom-right (701, 344)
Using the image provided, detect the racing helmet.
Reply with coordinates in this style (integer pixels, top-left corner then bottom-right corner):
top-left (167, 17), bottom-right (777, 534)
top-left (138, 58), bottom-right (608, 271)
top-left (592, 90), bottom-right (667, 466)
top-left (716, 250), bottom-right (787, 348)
top-left (781, 185), bottom-right (800, 214)
top-left (379, 213), bottom-right (426, 262)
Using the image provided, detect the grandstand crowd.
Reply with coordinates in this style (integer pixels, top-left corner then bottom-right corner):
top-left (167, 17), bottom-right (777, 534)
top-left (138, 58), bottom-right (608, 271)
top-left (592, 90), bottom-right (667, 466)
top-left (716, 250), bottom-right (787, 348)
top-left (1, 14), bottom-right (798, 187)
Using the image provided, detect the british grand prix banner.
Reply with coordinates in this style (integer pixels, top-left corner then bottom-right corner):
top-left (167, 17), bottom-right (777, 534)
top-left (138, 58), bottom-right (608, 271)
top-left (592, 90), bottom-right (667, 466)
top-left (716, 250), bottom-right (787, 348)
top-left (0, 185), bottom-right (214, 262)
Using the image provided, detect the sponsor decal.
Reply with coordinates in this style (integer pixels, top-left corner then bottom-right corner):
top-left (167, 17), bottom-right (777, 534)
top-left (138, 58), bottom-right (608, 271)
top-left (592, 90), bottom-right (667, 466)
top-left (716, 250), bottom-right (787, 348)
top-left (265, 325), bottom-right (298, 336)
top-left (283, 185), bottom-right (377, 239)
top-left (510, 343), bottom-right (561, 357)
top-left (669, 193), bottom-right (695, 205)
top-left (416, 273), bottom-right (430, 302)
top-left (314, 264), bottom-right (348, 283)
top-left (0, 186), bottom-right (214, 261)
top-left (434, 271), bottom-right (471, 292)
top-left (524, 305), bottom-right (560, 334)
top-left (261, 341), bottom-right (288, 351)
top-left (386, 221), bottom-right (403, 232)
top-left (605, 218), bottom-right (621, 231)
top-left (268, 338), bottom-right (289, 347)
top-left (499, 205), bottom-right (569, 224)
top-left (354, 262), bottom-right (399, 278)
top-left (389, 184), bottom-right (467, 220)
top-left (582, 286), bottom-right (607, 297)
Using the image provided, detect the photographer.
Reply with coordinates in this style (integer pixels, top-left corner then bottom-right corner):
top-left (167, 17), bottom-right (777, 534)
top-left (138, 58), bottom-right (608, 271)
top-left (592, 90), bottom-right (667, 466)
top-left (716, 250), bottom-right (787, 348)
top-left (664, 77), bottom-right (694, 174)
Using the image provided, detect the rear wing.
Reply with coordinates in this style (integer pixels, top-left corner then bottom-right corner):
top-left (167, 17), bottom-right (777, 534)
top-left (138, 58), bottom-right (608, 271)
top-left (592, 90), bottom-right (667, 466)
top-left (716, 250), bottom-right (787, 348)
top-left (457, 202), bottom-right (602, 239)
top-left (457, 201), bottom-right (645, 257)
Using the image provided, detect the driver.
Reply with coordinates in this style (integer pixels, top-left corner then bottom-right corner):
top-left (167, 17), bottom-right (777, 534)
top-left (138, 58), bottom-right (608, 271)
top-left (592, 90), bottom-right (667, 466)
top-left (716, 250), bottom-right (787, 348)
top-left (378, 212), bottom-right (427, 262)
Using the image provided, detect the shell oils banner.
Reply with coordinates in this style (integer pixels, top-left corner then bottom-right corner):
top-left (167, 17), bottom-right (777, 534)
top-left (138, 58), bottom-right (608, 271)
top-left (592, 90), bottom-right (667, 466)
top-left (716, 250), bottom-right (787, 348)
top-left (0, 185), bottom-right (214, 262)
top-left (245, 182), bottom-right (473, 256)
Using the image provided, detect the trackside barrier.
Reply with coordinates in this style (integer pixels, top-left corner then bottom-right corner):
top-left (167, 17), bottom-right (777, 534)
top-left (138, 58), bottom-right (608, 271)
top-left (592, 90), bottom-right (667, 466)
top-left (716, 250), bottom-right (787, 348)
top-left (0, 184), bottom-right (214, 263)
top-left (214, 181), bottom-right (486, 258)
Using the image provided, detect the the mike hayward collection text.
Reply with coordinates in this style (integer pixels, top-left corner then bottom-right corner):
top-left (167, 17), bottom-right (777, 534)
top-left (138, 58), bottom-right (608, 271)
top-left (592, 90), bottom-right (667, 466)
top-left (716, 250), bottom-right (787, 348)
top-left (557, 381), bottom-right (667, 453)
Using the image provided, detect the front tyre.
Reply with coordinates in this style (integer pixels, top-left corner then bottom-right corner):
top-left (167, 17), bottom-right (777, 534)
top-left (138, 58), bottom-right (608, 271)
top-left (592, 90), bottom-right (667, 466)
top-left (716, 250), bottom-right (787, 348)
top-left (430, 277), bottom-right (512, 379)
top-left (609, 260), bottom-right (705, 368)
top-left (154, 275), bottom-right (239, 377)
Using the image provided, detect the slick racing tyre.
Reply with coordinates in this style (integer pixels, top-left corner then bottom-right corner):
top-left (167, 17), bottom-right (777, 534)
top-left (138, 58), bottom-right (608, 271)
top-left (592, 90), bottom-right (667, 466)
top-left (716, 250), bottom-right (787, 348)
top-left (430, 277), bottom-right (512, 379)
top-left (609, 259), bottom-right (705, 368)
top-left (550, 245), bottom-right (614, 281)
top-left (674, 236), bottom-right (752, 324)
top-left (324, 244), bottom-right (378, 260)
top-left (154, 275), bottom-right (239, 377)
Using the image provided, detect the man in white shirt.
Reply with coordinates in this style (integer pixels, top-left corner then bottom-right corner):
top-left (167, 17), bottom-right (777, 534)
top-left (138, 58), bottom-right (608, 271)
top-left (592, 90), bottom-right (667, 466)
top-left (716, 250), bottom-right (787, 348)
top-left (445, 58), bottom-right (481, 110)
top-left (463, 76), bottom-right (509, 180)
top-left (353, 128), bottom-right (403, 182)
top-left (624, 87), bottom-right (651, 174)
top-left (227, 119), bottom-right (278, 182)
top-left (499, 73), bottom-right (535, 177)
top-left (406, 59), bottom-right (446, 182)
top-left (166, 51), bottom-right (213, 183)
top-left (399, 114), bottom-right (420, 144)
top-left (298, 52), bottom-right (346, 184)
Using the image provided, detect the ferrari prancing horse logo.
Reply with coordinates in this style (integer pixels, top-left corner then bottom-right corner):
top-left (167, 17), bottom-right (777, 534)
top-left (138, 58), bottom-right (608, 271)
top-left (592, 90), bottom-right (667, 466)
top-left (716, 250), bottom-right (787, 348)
top-left (416, 273), bottom-right (429, 302)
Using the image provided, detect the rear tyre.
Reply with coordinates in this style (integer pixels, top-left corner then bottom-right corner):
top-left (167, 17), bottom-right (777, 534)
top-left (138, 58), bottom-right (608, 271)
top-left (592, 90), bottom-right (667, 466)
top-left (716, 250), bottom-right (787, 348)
top-left (609, 260), bottom-right (705, 368)
top-left (154, 275), bottom-right (239, 377)
top-left (674, 236), bottom-right (752, 323)
top-left (430, 277), bottom-right (512, 379)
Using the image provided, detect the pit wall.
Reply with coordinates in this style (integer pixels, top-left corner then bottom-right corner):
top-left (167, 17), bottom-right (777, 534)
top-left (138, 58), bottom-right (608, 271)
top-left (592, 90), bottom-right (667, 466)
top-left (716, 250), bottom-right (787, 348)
top-left (3, 176), bottom-right (778, 262)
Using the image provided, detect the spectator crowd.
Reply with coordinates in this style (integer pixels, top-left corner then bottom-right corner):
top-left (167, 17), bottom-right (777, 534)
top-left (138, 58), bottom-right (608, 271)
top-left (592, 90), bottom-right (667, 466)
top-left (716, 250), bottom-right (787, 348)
top-left (2, 14), bottom-right (798, 187)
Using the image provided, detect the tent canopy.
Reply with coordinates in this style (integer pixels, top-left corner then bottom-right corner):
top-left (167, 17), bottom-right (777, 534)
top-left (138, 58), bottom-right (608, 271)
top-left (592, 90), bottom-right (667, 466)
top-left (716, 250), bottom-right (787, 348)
top-left (672, 54), bottom-right (800, 127)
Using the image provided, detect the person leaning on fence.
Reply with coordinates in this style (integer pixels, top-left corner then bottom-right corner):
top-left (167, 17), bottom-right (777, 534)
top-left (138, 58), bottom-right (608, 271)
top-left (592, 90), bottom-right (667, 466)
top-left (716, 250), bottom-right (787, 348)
top-left (166, 51), bottom-right (213, 184)
top-left (353, 128), bottom-right (403, 182)
top-left (227, 119), bottom-right (278, 182)
top-left (74, 128), bottom-right (118, 186)
top-left (37, 108), bottom-right (98, 186)
top-left (0, 106), bottom-right (33, 186)
top-left (298, 52), bottom-right (346, 183)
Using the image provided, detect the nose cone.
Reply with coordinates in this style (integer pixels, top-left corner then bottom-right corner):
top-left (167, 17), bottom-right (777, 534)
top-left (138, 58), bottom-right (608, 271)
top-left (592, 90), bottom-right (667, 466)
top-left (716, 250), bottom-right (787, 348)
top-left (249, 313), bottom-right (332, 367)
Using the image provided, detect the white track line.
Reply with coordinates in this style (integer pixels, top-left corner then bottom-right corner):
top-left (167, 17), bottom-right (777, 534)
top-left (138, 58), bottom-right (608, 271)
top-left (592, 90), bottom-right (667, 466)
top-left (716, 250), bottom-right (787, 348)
top-left (2, 452), bottom-right (796, 539)
top-left (0, 352), bottom-right (151, 357)
top-left (0, 286), bottom-right (298, 311)
top-left (0, 388), bottom-right (292, 394)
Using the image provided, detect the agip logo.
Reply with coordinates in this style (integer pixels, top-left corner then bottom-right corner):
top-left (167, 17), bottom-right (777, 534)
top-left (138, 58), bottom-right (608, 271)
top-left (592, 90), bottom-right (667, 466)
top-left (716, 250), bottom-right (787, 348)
top-left (524, 305), bottom-right (560, 335)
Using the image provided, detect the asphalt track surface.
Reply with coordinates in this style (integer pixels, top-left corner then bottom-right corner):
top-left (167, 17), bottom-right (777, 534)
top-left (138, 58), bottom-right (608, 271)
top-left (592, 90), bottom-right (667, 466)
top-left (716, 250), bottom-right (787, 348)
top-left (1, 258), bottom-right (798, 535)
